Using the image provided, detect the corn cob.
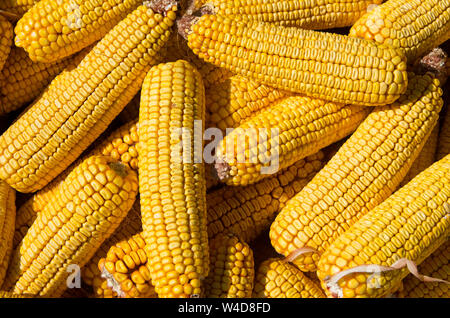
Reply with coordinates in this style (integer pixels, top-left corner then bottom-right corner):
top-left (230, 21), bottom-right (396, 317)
top-left (400, 125), bottom-right (439, 187)
top-left (0, 1), bottom-right (40, 18)
top-left (413, 47), bottom-right (450, 87)
top-left (214, 95), bottom-right (370, 186)
top-left (0, 46), bottom-right (77, 115)
top-left (14, 0), bottom-right (143, 63)
top-left (183, 14), bottom-right (408, 107)
top-left (2, 155), bottom-right (138, 297)
top-left (82, 199), bottom-right (141, 290)
top-left (349, 0), bottom-right (450, 63)
top-left (206, 75), bottom-right (290, 132)
top-left (253, 258), bottom-right (325, 298)
top-left (0, 3), bottom-right (178, 193)
top-left (139, 60), bottom-right (209, 298)
top-left (0, 180), bottom-right (15, 286)
top-left (12, 197), bottom-right (35, 249)
top-left (316, 154), bottom-right (450, 298)
top-left (249, 229), bottom-right (282, 271)
top-left (270, 72), bottom-right (444, 272)
top-left (98, 232), bottom-right (157, 298)
top-left (207, 151), bottom-right (326, 243)
top-left (398, 241), bottom-right (449, 298)
top-left (199, 0), bottom-right (383, 30)
top-left (0, 14), bottom-right (13, 72)
top-left (12, 116), bottom-right (221, 247)
top-left (437, 106), bottom-right (450, 160)
top-left (61, 286), bottom-right (90, 298)
top-left (162, 32), bottom-right (232, 89)
top-left (204, 234), bottom-right (254, 298)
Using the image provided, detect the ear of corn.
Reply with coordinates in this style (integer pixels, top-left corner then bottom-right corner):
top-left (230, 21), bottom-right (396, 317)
top-left (90, 120), bottom-right (140, 172)
top-left (215, 95), bottom-right (370, 186)
top-left (0, 14), bottom-right (13, 72)
top-left (61, 286), bottom-right (90, 298)
top-left (3, 155), bottom-right (139, 297)
top-left (249, 229), bottom-right (282, 271)
top-left (398, 241), bottom-right (449, 298)
top-left (437, 108), bottom-right (450, 160)
top-left (14, 0), bottom-right (142, 63)
top-left (316, 154), bottom-right (450, 298)
top-left (12, 109), bottom-right (225, 251)
top-left (186, 14), bottom-right (408, 106)
top-left (270, 72), bottom-right (443, 272)
top-left (399, 124), bottom-right (439, 187)
top-left (98, 232), bottom-right (157, 298)
top-left (0, 3), bottom-right (177, 193)
top-left (0, 180), bottom-right (16, 286)
top-left (0, 0), bottom-right (40, 18)
top-left (12, 196), bottom-right (36, 249)
top-left (202, 0), bottom-right (383, 30)
top-left (253, 258), bottom-right (325, 298)
top-left (349, 0), bottom-right (450, 63)
top-left (139, 60), bottom-right (209, 298)
top-left (82, 199), bottom-right (142, 290)
top-left (204, 234), bottom-right (254, 298)
top-left (206, 75), bottom-right (290, 132)
top-left (207, 151), bottom-right (326, 243)
top-left (0, 46), bottom-right (78, 115)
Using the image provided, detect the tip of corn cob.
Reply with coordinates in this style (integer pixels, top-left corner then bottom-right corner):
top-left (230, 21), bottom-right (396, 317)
top-left (177, 3), bottom-right (215, 40)
top-left (0, 10), bottom-right (20, 21)
top-left (146, 0), bottom-right (178, 15)
top-left (108, 162), bottom-right (130, 178)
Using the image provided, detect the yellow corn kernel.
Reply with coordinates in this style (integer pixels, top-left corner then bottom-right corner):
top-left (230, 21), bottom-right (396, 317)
top-left (0, 3), bottom-right (177, 193)
top-left (214, 95), bottom-right (370, 186)
top-left (139, 60), bottom-right (209, 298)
top-left (117, 93), bottom-right (141, 125)
top-left (202, 0), bottom-right (383, 29)
top-left (97, 232), bottom-right (157, 298)
top-left (0, 46), bottom-right (79, 115)
top-left (0, 291), bottom-right (35, 298)
top-left (270, 72), bottom-right (443, 271)
top-left (0, 14), bottom-right (13, 72)
top-left (398, 241), bottom-right (449, 298)
top-left (204, 234), bottom-right (255, 298)
top-left (349, 0), bottom-right (450, 63)
top-left (0, 1), bottom-right (40, 18)
top-left (400, 125), bottom-right (439, 187)
top-left (206, 75), bottom-right (290, 132)
top-left (82, 199), bottom-right (142, 289)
